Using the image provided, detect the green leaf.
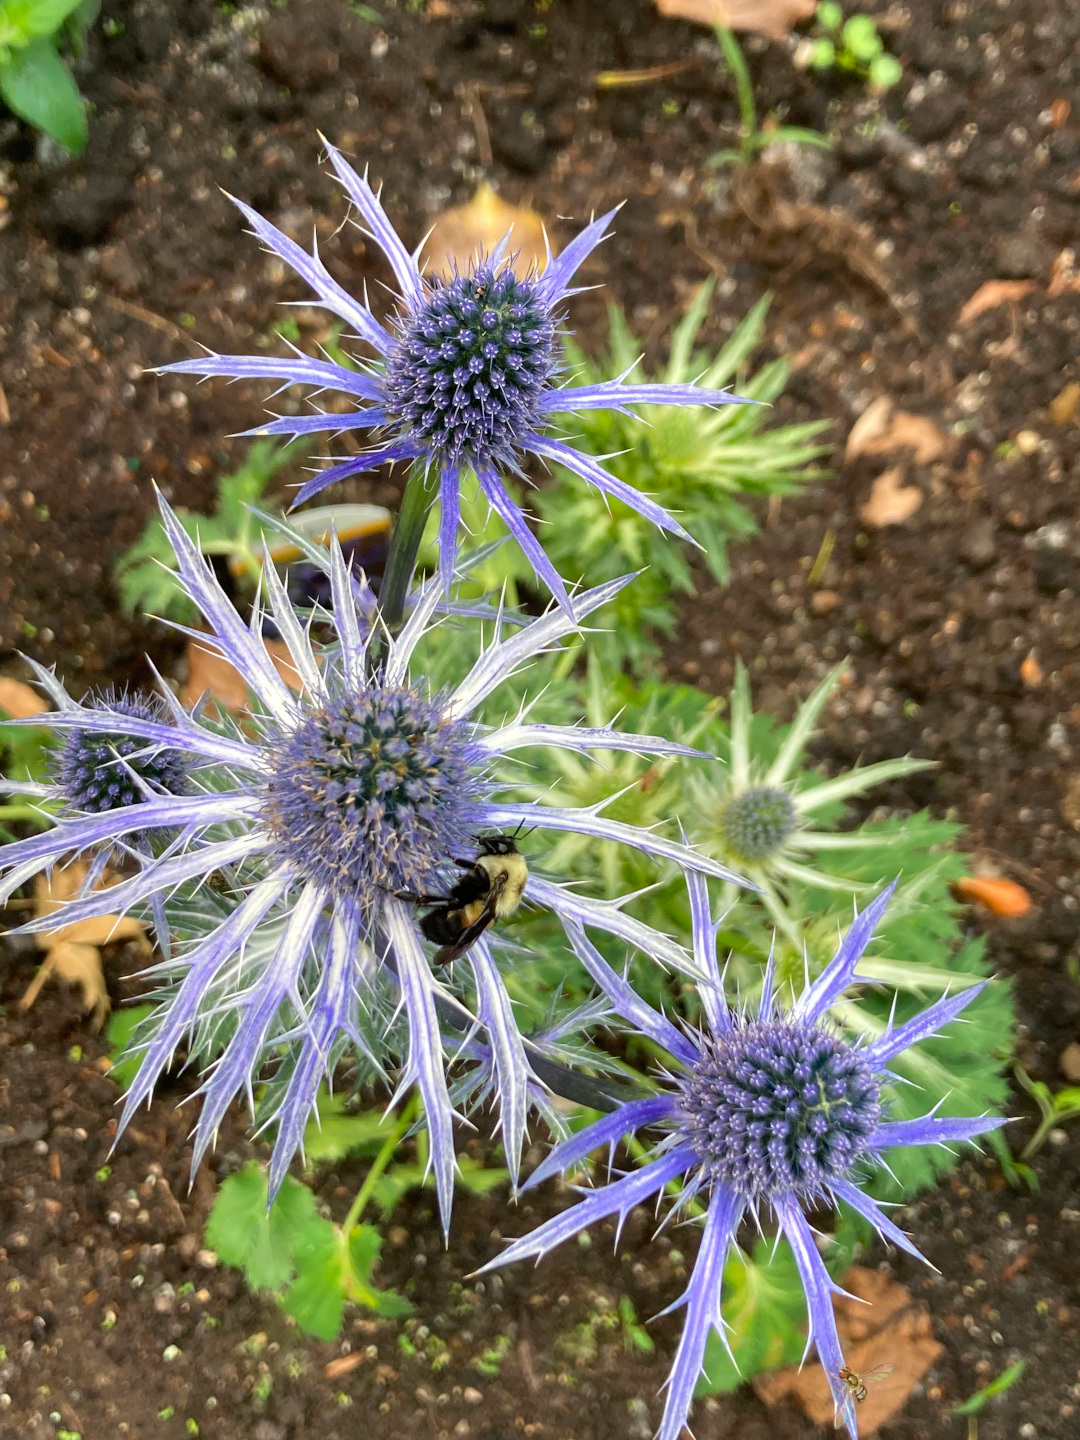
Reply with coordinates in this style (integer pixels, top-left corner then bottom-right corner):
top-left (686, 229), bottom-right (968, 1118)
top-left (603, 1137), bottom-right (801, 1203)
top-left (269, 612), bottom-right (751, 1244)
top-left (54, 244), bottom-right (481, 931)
top-left (816, 1), bottom-right (843, 31)
top-left (0, 0), bottom-right (87, 47)
top-left (696, 1236), bottom-right (807, 1394)
top-left (104, 1004), bottom-right (155, 1092)
top-left (205, 1165), bottom-right (318, 1292)
top-left (868, 51), bottom-right (902, 90)
top-left (810, 37), bottom-right (835, 68)
top-left (0, 37), bottom-right (86, 152)
top-left (302, 1090), bottom-right (392, 1162)
top-left (284, 1217), bottom-right (411, 1339)
top-left (950, 1359), bottom-right (1026, 1415)
top-left (842, 13), bottom-right (882, 61)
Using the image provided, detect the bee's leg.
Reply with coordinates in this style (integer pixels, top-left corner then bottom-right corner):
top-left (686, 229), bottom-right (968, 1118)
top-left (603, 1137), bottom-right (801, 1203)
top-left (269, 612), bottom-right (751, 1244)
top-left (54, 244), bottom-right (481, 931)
top-left (395, 890), bottom-right (448, 905)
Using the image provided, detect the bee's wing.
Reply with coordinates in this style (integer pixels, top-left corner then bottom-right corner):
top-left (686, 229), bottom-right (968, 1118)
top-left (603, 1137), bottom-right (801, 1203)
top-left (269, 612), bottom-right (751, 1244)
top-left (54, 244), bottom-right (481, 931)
top-left (431, 875), bottom-right (507, 967)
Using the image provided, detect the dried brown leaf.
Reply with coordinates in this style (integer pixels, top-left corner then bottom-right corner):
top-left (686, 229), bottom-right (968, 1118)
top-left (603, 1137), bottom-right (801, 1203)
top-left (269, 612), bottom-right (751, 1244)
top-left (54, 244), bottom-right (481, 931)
top-left (1048, 248), bottom-right (1080, 298)
top-left (755, 1266), bottom-right (943, 1433)
top-left (0, 676), bottom-right (50, 718)
top-left (858, 467), bottom-right (923, 528)
top-left (846, 398), bottom-right (948, 465)
top-left (20, 941), bottom-right (111, 1030)
top-left (654, 0), bottom-right (815, 41)
top-left (181, 636), bottom-right (304, 715)
top-left (422, 183), bottom-right (549, 282)
top-left (1050, 381), bottom-right (1080, 425)
top-left (958, 279), bottom-right (1036, 326)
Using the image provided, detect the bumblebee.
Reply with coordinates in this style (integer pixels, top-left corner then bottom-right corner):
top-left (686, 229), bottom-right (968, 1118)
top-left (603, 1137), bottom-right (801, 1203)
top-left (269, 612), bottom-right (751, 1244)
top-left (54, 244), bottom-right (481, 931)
top-left (403, 835), bottom-right (528, 967)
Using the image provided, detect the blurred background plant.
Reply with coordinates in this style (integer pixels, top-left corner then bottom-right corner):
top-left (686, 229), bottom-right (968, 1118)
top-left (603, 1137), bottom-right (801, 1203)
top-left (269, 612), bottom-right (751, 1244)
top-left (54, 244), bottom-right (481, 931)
top-left (0, 0), bottom-right (98, 154)
top-left (0, 680), bottom-right (54, 839)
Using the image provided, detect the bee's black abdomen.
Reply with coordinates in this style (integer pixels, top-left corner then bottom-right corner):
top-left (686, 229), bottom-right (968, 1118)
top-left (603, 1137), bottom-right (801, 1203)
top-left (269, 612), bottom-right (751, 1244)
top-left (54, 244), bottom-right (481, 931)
top-left (420, 909), bottom-right (460, 946)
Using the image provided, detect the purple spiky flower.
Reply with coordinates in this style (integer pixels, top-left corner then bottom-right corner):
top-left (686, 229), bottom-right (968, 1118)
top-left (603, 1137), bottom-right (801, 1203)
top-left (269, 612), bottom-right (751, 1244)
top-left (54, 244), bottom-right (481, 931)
top-left (55, 690), bottom-right (188, 818)
top-left (481, 878), bottom-right (1007, 1438)
top-left (159, 141), bottom-right (748, 608)
top-left (0, 494), bottom-right (747, 1230)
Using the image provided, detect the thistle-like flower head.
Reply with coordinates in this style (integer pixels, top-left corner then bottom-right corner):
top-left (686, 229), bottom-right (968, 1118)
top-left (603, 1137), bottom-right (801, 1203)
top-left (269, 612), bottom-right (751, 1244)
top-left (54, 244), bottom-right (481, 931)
top-left (55, 690), bottom-right (188, 817)
top-left (694, 661), bottom-right (934, 943)
top-left (1, 496), bottom-right (747, 1228)
top-left (159, 141), bottom-right (747, 609)
top-left (483, 878), bottom-right (1007, 1439)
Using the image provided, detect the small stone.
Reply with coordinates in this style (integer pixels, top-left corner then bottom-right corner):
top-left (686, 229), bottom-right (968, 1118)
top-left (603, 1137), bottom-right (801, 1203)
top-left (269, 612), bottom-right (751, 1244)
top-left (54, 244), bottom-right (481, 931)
top-left (960, 516), bottom-right (996, 568)
top-left (907, 88), bottom-right (964, 143)
top-left (462, 1388), bottom-right (483, 1404)
top-left (995, 234), bottom-right (1046, 280)
top-left (1015, 429), bottom-right (1041, 455)
top-left (1050, 1128), bottom-right (1069, 1147)
top-left (810, 589), bottom-right (840, 615)
top-left (196, 1249), bottom-right (218, 1269)
top-left (1061, 1043), bottom-right (1080, 1083)
top-left (153, 1283), bottom-right (176, 1314)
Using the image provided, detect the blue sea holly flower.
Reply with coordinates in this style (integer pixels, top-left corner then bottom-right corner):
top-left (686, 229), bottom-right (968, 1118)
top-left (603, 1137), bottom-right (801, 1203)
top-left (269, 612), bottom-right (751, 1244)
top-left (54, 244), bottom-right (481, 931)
top-left (482, 877), bottom-right (1007, 1438)
top-left (0, 496), bottom-right (747, 1228)
top-left (159, 141), bottom-right (748, 607)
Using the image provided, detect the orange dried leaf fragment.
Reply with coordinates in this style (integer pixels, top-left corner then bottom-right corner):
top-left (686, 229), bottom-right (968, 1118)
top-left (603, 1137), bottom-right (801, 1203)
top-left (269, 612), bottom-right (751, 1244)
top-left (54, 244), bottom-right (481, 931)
top-left (954, 875), bottom-right (1033, 917)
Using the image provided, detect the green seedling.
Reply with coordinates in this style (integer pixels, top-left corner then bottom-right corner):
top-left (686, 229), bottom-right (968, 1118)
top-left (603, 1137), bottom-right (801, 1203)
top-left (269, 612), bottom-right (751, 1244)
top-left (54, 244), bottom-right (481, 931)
top-left (711, 25), bottom-right (831, 169)
top-left (1014, 1066), bottom-right (1080, 1159)
top-left (811, 3), bottom-right (903, 93)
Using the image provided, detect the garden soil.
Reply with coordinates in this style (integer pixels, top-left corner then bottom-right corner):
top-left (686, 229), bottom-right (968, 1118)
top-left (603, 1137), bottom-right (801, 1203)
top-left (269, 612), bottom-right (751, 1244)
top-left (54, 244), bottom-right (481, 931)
top-left (2, 2), bottom-right (1080, 1438)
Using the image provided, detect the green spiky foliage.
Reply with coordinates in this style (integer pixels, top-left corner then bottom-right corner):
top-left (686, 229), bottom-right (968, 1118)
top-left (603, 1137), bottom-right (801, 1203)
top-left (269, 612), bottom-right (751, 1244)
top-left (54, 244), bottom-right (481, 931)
top-left (539, 286), bottom-right (830, 667)
top-left (487, 661), bottom-right (1013, 1196)
top-left (113, 440), bottom-right (300, 624)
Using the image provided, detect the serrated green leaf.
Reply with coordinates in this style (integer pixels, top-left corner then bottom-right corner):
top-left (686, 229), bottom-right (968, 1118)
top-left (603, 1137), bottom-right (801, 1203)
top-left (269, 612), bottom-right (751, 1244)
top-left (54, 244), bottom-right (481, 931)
top-left (284, 1216), bottom-right (347, 1339)
top-left (696, 1236), bottom-right (807, 1394)
top-left (0, 37), bottom-right (86, 151)
top-left (205, 1165), bottom-right (318, 1292)
top-left (347, 1224), bottom-right (412, 1318)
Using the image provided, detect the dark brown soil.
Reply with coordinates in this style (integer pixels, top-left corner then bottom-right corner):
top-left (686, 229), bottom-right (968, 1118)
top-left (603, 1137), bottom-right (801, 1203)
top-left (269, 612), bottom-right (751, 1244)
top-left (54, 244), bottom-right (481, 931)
top-left (3, 1), bottom-right (1080, 1438)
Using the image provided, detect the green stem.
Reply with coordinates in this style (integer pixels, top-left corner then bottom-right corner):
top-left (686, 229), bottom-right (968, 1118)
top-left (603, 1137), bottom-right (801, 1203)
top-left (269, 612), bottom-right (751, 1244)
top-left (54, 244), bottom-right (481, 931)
top-left (379, 463), bottom-right (441, 633)
top-left (341, 1094), bottom-right (419, 1233)
top-left (715, 26), bottom-right (757, 161)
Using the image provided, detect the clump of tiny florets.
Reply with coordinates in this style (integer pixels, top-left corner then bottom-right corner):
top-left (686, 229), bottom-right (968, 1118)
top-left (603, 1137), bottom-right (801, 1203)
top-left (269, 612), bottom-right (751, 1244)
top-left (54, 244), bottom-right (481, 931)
top-left (384, 264), bottom-right (557, 467)
top-left (720, 784), bottom-right (797, 862)
top-left (674, 1016), bottom-right (882, 1202)
top-left (262, 685), bottom-right (484, 907)
top-left (54, 691), bottom-right (188, 815)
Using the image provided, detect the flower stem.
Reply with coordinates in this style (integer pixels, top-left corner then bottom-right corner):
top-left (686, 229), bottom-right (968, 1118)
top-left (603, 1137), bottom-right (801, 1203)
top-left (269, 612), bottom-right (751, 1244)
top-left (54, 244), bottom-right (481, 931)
top-left (379, 463), bottom-right (440, 633)
top-left (341, 1094), bottom-right (419, 1234)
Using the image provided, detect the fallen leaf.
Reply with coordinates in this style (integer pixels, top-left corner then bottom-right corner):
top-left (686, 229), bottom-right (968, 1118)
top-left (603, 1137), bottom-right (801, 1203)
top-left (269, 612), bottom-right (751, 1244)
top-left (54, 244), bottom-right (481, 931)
top-left (858, 468), bottom-right (923, 528)
top-left (846, 397), bottom-right (949, 466)
top-left (958, 279), bottom-right (1036, 326)
top-left (954, 875), bottom-right (1033, 918)
top-left (0, 677), bottom-right (50, 718)
top-left (1062, 774), bottom-right (1080, 830)
top-left (596, 61), bottom-right (697, 88)
top-left (654, 0), bottom-right (815, 42)
top-left (21, 862), bottom-right (151, 1030)
top-left (422, 183), bottom-right (549, 282)
top-left (1048, 248), bottom-right (1080, 298)
top-left (181, 636), bottom-right (304, 714)
top-left (324, 1352), bottom-right (368, 1380)
top-left (1050, 381), bottom-right (1080, 425)
top-left (1019, 651), bottom-right (1043, 688)
top-left (755, 1267), bottom-right (943, 1433)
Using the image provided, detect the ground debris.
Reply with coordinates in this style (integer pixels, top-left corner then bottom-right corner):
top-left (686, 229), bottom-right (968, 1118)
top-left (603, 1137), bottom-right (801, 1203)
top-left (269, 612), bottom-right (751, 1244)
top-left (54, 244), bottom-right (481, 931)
top-left (754, 1266), bottom-right (943, 1433)
top-left (421, 183), bottom-right (549, 281)
top-left (654, 0), bottom-right (815, 43)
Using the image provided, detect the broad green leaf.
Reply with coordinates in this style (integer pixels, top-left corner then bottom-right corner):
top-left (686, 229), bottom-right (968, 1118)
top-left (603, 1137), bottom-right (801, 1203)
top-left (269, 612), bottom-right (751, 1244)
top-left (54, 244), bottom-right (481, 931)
top-left (696, 1237), bottom-right (806, 1395)
top-left (0, 37), bottom-right (87, 152)
top-left (283, 1217), bottom-right (348, 1340)
top-left (205, 1165), bottom-right (318, 1292)
top-left (0, 0), bottom-right (86, 48)
top-left (347, 1225), bottom-right (411, 1319)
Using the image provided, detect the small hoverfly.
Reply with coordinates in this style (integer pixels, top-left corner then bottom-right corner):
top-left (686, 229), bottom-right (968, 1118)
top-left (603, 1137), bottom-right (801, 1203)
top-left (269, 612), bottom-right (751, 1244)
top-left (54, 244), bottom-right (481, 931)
top-left (836, 1364), bottom-right (894, 1422)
